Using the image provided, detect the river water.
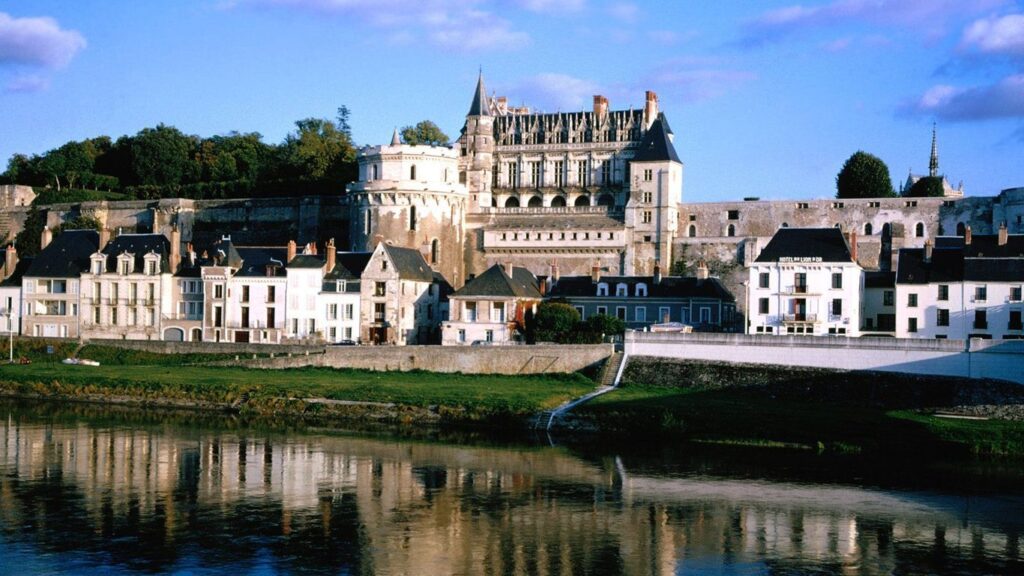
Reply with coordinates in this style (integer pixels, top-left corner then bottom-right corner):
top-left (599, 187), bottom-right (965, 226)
top-left (1, 400), bottom-right (1022, 575)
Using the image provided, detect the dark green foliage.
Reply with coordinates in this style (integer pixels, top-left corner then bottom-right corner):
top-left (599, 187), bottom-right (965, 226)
top-left (32, 188), bottom-right (126, 205)
top-left (130, 124), bottom-right (196, 186)
top-left (14, 205), bottom-right (47, 257)
top-left (906, 176), bottom-right (946, 198)
top-left (54, 215), bottom-right (102, 234)
top-left (583, 314), bottom-right (625, 337)
top-left (836, 151), bottom-right (896, 199)
top-left (527, 302), bottom-right (581, 343)
top-left (401, 120), bottom-right (450, 146)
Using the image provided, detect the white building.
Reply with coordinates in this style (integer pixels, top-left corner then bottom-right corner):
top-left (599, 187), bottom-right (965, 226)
top-left (319, 246), bottom-right (370, 344)
top-left (22, 229), bottom-right (97, 339)
top-left (747, 228), bottom-right (862, 336)
top-left (0, 245), bottom-right (26, 337)
top-left (360, 243), bottom-right (444, 345)
top-left (442, 263), bottom-right (541, 345)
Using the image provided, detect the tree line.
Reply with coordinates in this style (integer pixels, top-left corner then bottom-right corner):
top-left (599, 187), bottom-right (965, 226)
top-left (835, 150), bottom-right (949, 199)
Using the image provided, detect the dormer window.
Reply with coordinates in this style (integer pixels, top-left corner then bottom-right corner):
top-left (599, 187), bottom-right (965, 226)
top-left (145, 260), bottom-right (158, 275)
top-left (118, 258), bottom-right (131, 275)
top-left (596, 282), bottom-right (609, 296)
top-left (615, 283), bottom-right (628, 297)
top-left (636, 283), bottom-right (648, 297)
top-left (92, 259), bottom-right (103, 275)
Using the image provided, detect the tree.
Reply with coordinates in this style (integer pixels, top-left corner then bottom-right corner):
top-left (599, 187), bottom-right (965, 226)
top-left (584, 314), bottom-right (625, 337)
top-left (282, 117), bottom-right (357, 180)
top-left (836, 151), bottom-right (895, 199)
top-left (526, 302), bottom-right (580, 343)
top-left (906, 176), bottom-right (945, 198)
top-left (130, 124), bottom-right (196, 186)
top-left (55, 214), bottom-right (102, 234)
top-left (401, 120), bottom-right (450, 146)
top-left (14, 206), bottom-right (47, 257)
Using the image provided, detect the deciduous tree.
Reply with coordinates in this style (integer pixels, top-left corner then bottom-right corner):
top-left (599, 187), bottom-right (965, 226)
top-left (401, 120), bottom-right (450, 146)
top-left (836, 151), bottom-right (895, 199)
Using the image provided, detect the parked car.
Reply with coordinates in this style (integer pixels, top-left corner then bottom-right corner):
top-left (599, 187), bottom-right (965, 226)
top-left (331, 340), bottom-right (357, 346)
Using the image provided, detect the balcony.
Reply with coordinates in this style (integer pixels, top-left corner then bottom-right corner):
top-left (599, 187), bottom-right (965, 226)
top-left (973, 321), bottom-right (988, 330)
top-left (782, 313), bottom-right (818, 324)
top-left (782, 285), bottom-right (813, 295)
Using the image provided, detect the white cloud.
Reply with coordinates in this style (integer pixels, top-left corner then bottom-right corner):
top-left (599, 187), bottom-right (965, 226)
top-left (4, 74), bottom-right (49, 93)
top-left (516, 0), bottom-right (585, 13)
top-left (902, 74), bottom-right (1024, 120)
top-left (960, 13), bottom-right (1024, 56)
top-left (507, 73), bottom-right (602, 111)
top-left (0, 11), bottom-right (86, 69)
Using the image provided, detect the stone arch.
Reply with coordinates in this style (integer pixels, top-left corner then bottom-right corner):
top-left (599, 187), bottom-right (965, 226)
top-left (574, 195), bottom-right (590, 207)
top-left (726, 224), bottom-right (736, 237)
top-left (163, 327), bottom-right (184, 342)
top-left (956, 222), bottom-right (966, 236)
top-left (597, 194), bottom-right (615, 207)
top-left (190, 328), bottom-right (202, 342)
top-left (528, 195), bottom-right (543, 207)
top-left (687, 224), bottom-right (696, 237)
top-left (504, 197), bottom-right (520, 208)
top-left (864, 222), bottom-right (873, 235)
top-left (550, 196), bottom-right (567, 207)
top-left (915, 222), bottom-right (925, 238)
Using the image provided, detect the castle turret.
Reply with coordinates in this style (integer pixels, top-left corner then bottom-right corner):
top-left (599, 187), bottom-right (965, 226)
top-left (624, 114), bottom-right (681, 274)
top-left (460, 72), bottom-right (495, 211)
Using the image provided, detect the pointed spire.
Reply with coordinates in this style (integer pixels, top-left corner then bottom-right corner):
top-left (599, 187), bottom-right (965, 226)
top-left (468, 70), bottom-right (490, 116)
top-left (929, 122), bottom-right (939, 178)
top-left (391, 127), bottom-right (401, 146)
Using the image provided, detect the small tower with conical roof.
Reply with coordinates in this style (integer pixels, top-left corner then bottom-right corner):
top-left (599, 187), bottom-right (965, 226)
top-left (459, 71), bottom-right (495, 211)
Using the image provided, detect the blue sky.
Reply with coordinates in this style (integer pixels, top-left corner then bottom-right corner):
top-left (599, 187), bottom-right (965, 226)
top-left (0, 0), bottom-right (1022, 201)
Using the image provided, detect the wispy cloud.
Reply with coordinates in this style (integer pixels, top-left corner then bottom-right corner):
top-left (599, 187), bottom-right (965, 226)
top-left (900, 74), bottom-right (1024, 120)
top-left (4, 74), bottom-right (49, 93)
top-left (224, 0), bottom-right (530, 51)
top-left (516, 0), bottom-right (585, 13)
top-left (960, 13), bottom-right (1024, 57)
top-left (607, 2), bottom-right (639, 23)
top-left (506, 73), bottom-right (602, 111)
top-left (645, 57), bottom-right (756, 102)
top-left (739, 0), bottom-right (1006, 46)
top-left (0, 11), bottom-right (86, 68)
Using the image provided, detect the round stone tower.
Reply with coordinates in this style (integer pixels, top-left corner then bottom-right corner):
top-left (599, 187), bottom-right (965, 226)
top-left (458, 71), bottom-right (494, 211)
top-left (348, 131), bottom-right (468, 287)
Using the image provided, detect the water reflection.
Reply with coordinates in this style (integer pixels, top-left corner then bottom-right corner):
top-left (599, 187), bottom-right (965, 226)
top-left (1, 400), bottom-right (1021, 575)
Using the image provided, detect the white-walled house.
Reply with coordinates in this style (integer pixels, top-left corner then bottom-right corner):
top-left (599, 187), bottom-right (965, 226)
top-left (319, 248), bottom-right (370, 344)
top-left (747, 228), bottom-right (862, 336)
top-left (22, 229), bottom-right (98, 339)
top-left (0, 245), bottom-right (27, 337)
top-left (896, 226), bottom-right (1024, 340)
top-left (360, 243), bottom-right (444, 345)
top-left (285, 250), bottom-right (326, 342)
top-left (442, 263), bottom-right (541, 345)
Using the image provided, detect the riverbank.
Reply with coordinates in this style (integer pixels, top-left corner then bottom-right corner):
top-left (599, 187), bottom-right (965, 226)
top-left (567, 357), bottom-right (1024, 457)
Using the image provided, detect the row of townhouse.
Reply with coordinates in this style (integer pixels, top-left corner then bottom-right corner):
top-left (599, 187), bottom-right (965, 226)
top-left (0, 226), bottom-right (449, 345)
top-left (746, 225), bottom-right (1024, 340)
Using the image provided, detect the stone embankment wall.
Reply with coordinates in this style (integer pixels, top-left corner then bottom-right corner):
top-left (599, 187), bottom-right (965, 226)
top-left (87, 338), bottom-right (322, 356)
top-left (231, 344), bottom-right (613, 375)
top-left (624, 332), bottom-right (1024, 384)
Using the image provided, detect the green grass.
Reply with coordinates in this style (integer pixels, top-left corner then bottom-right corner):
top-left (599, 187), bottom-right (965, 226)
top-left (577, 384), bottom-right (1024, 457)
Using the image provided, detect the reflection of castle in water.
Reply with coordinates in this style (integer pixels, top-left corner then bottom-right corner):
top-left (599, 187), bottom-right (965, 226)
top-left (1, 414), bottom-right (1021, 574)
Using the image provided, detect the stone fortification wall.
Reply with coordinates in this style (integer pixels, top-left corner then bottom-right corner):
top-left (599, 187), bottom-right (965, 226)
top-left (233, 344), bottom-right (613, 375)
top-left (624, 332), bottom-right (1024, 384)
top-left (88, 338), bottom-right (321, 356)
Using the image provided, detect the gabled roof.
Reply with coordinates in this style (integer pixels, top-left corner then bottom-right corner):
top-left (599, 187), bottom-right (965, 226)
top-left (382, 244), bottom-right (436, 282)
top-left (207, 238), bottom-right (244, 269)
top-left (547, 275), bottom-right (735, 302)
top-left (962, 234), bottom-right (1024, 258)
top-left (631, 114), bottom-right (680, 163)
top-left (326, 252), bottom-right (373, 281)
top-left (100, 234), bottom-right (170, 273)
top-left (25, 229), bottom-right (99, 278)
top-left (287, 254), bottom-right (325, 269)
top-left (0, 256), bottom-right (34, 288)
top-left (964, 259), bottom-right (1024, 282)
top-left (755, 228), bottom-right (854, 264)
top-left (864, 270), bottom-right (895, 289)
top-left (451, 264), bottom-right (541, 299)
top-left (234, 247), bottom-right (288, 277)
top-left (896, 248), bottom-right (963, 284)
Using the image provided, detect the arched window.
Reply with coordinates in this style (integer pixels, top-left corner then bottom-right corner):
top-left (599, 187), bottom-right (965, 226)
top-left (410, 165), bottom-right (417, 180)
top-left (781, 222), bottom-right (789, 228)
top-left (864, 222), bottom-right (873, 236)
top-left (726, 224), bottom-right (735, 237)
top-left (550, 196), bottom-right (566, 207)
top-left (956, 222), bottom-right (966, 236)
top-left (504, 197), bottom-right (520, 208)
top-left (596, 282), bottom-right (609, 296)
top-left (528, 196), bottom-right (543, 207)
top-left (915, 222), bottom-right (925, 238)
top-left (636, 283), bottom-right (648, 297)
top-left (615, 283), bottom-right (628, 296)
top-left (409, 205), bottom-right (417, 231)
top-left (430, 238), bottom-right (439, 264)
top-left (688, 225), bottom-right (696, 238)
top-left (574, 195), bottom-right (590, 207)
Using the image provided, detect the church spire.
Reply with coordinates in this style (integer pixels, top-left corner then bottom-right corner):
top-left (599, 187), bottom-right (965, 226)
top-left (391, 127), bottom-right (401, 146)
top-left (468, 70), bottom-right (490, 116)
top-left (929, 122), bottom-right (939, 178)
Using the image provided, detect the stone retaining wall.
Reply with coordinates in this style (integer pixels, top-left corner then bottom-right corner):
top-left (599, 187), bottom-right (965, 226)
top-left (87, 338), bottom-right (322, 356)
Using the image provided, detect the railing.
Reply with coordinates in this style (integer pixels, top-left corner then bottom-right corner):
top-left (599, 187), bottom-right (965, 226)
top-left (161, 313), bottom-right (202, 321)
top-left (974, 321), bottom-right (988, 329)
top-left (783, 285), bottom-right (810, 294)
top-left (782, 313), bottom-right (817, 323)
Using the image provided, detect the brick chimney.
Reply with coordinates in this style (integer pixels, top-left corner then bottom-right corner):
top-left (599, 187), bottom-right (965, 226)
top-left (847, 230), bottom-right (858, 263)
top-left (593, 95), bottom-right (609, 118)
top-left (653, 261), bottom-right (662, 284)
top-left (4, 245), bottom-right (17, 280)
top-left (287, 239), bottom-right (297, 263)
top-left (643, 90), bottom-right (659, 128)
top-left (310, 241), bottom-right (318, 256)
top-left (40, 226), bottom-right (52, 251)
top-left (550, 261), bottom-right (560, 284)
top-left (965, 225), bottom-right (972, 245)
top-left (538, 277), bottom-right (547, 295)
top-left (99, 228), bottom-right (111, 250)
top-left (924, 240), bottom-right (933, 263)
top-left (169, 225), bottom-right (181, 272)
top-left (998, 222), bottom-right (1008, 246)
top-left (696, 259), bottom-right (709, 280)
top-left (504, 261), bottom-right (514, 277)
top-left (326, 238), bottom-right (336, 272)
top-left (591, 261), bottom-right (601, 283)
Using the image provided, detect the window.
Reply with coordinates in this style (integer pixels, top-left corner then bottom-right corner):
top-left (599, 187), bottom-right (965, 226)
top-left (240, 306), bottom-right (250, 328)
top-left (241, 285), bottom-right (250, 303)
top-left (908, 317), bottom-right (918, 333)
top-left (146, 260), bottom-right (157, 275)
top-left (643, 169), bottom-right (653, 182)
top-left (1010, 310), bottom-right (1023, 330)
top-left (727, 210), bottom-right (739, 220)
top-left (883, 291), bottom-right (894, 306)
top-left (465, 302), bottom-right (477, 322)
top-left (576, 160), bottom-right (588, 186)
top-left (119, 260), bottom-right (130, 275)
top-left (974, 309), bottom-right (988, 330)
top-left (328, 304), bottom-right (338, 320)
top-left (938, 285), bottom-right (949, 301)
top-left (726, 224), bottom-right (735, 237)
top-left (554, 160), bottom-right (565, 187)
top-left (915, 222), bottom-right (925, 237)
top-left (975, 286), bottom-right (987, 302)
top-left (615, 283), bottom-right (628, 297)
top-left (642, 192), bottom-right (652, 203)
top-left (832, 202), bottom-right (844, 209)
top-left (937, 308), bottom-right (949, 327)
top-left (635, 308), bottom-right (646, 322)
top-left (214, 284), bottom-right (224, 299)
top-left (485, 330), bottom-right (494, 342)
top-left (493, 302), bottom-right (505, 323)
top-left (575, 306), bottom-right (585, 320)
top-left (596, 283), bottom-right (609, 296)
top-left (831, 273), bottom-right (842, 289)
top-left (530, 162), bottom-right (540, 186)
top-left (635, 283), bottom-right (647, 297)
top-left (831, 299), bottom-right (842, 316)
top-left (375, 282), bottom-right (386, 297)
top-left (92, 260), bottom-right (103, 274)
top-left (642, 211), bottom-right (652, 224)
top-left (908, 293), bottom-right (918, 307)
top-left (266, 307), bottom-right (276, 328)
top-left (688, 225), bottom-right (696, 238)
top-left (596, 306), bottom-right (607, 316)
top-left (267, 285), bottom-right (276, 303)
top-left (410, 165), bottom-right (417, 180)
top-left (601, 162), bottom-right (610, 185)
top-left (508, 162), bottom-right (519, 188)
top-left (1012, 286), bottom-right (1022, 302)
top-left (458, 329), bottom-right (466, 343)
top-left (794, 273), bottom-right (807, 293)
top-left (759, 272), bottom-right (770, 289)
top-left (344, 303), bottom-right (354, 320)
top-left (409, 205), bottom-right (417, 231)
top-left (373, 302), bottom-right (385, 322)
top-left (758, 298), bottom-right (769, 314)
top-left (615, 306), bottom-right (626, 321)
top-left (658, 307), bottom-right (671, 323)
top-left (864, 223), bottom-right (873, 236)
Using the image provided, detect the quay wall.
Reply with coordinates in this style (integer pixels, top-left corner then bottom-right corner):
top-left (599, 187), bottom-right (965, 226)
top-left (624, 332), bottom-right (1024, 384)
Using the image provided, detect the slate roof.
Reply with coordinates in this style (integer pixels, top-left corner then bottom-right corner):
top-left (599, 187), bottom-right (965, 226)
top-left (25, 230), bottom-right (99, 278)
top-left (961, 234), bottom-right (1024, 258)
top-left (234, 247), bottom-right (288, 277)
top-left (863, 270), bottom-right (895, 289)
top-left (325, 252), bottom-right (373, 281)
top-left (208, 238), bottom-right (244, 269)
top-left (287, 254), bottom-right (325, 269)
top-left (0, 257), bottom-right (34, 288)
top-left (964, 259), bottom-right (1024, 282)
top-left (755, 228), bottom-right (854, 263)
top-left (631, 114), bottom-right (680, 163)
top-left (547, 275), bottom-right (735, 302)
top-left (451, 264), bottom-right (541, 299)
top-left (100, 234), bottom-right (170, 273)
top-left (383, 244), bottom-right (436, 282)
top-left (468, 73), bottom-right (490, 116)
top-left (899, 233), bottom-right (1024, 283)
top-left (896, 248), bottom-right (964, 284)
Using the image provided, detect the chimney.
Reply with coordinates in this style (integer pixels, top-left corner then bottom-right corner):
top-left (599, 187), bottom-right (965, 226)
top-left (504, 261), bottom-right (514, 278)
top-left (653, 261), bottom-right (662, 284)
top-left (169, 225), bottom-right (181, 272)
top-left (965, 225), bottom-right (972, 245)
top-left (591, 261), bottom-right (601, 283)
top-left (40, 226), bottom-right (52, 251)
top-left (643, 90), bottom-right (659, 127)
top-left (3, 245), bottom-right (17, 280)
top-left (99, 228), bottom-right (111, 249)
top-left (998, 222), bottom-right (1008, 246)
top-left (847, 230), bottom-right (858, 263)
top-left (924, 240), bottom-right (933, 263)
top-left (310, 241), bottom-right (318, 256)
top-left (539, 277), bottom-right (547, 296)
top-left (696, 259), bottom-right (709, 280)
top-left (326, 238), bottom-right (336, 272)
top-left (550, 261), bottom-right (560, 284)
top-left (287, 239), bottom-right (297, 263)
top-left (592, 95), bottom-right (609, 118)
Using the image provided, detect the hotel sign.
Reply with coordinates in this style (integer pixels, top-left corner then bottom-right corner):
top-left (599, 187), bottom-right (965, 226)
top-left (778, 257), bottom-right (822, 263)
